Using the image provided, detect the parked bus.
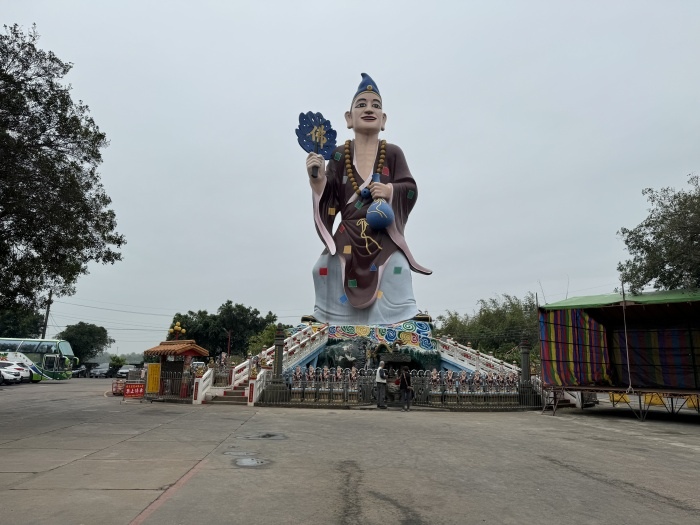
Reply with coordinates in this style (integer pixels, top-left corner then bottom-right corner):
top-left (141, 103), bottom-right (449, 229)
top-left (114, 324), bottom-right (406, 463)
top-left (0, 338), bottom-right (79, 381)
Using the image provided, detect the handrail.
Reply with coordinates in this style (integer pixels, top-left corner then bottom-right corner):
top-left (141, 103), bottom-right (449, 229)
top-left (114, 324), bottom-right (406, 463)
top-left (435, 338), bottom-right (521, 374)
top-left (192, 368), bottom-right (213, 404)
top-left (282, 326), bottom-right (329, 371)
top-left (228, 325), bottom-right (327, 388)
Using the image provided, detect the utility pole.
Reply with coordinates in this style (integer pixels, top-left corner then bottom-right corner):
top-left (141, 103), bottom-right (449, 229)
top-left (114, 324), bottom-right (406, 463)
top-left (41, 290), bottom-right (53, 339)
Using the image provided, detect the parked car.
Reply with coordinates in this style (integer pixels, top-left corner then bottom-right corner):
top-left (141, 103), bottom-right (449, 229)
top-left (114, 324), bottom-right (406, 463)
top-left (0, 367), bottom-right (21, 385)
top-left (116, 365), bottom-right (135, 378)
top-left (0, 361), bottom-right (30, 382)
top-left (71, 365), bottom-right (87, 378)
top-left (89, 364), bottom-right (111, 378)
top-left (191, 361), bottom-right (206, 374)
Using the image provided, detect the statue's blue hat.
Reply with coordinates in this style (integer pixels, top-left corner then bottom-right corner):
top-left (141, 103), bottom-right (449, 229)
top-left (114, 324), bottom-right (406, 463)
top-left (353, 73), bottom-right (381, 101)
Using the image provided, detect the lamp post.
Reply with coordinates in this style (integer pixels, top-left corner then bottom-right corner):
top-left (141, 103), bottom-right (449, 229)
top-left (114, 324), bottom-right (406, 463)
top-left (169, 322), bottom-right (186, 341)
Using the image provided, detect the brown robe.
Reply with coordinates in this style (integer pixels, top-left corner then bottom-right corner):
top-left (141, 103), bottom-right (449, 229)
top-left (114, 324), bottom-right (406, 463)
top-left (313, 142), bottom-right (431, 309)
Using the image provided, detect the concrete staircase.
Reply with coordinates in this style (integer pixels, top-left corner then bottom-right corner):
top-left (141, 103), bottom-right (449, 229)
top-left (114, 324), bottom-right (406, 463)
top-left (205, 380), bottom-right (249, 405)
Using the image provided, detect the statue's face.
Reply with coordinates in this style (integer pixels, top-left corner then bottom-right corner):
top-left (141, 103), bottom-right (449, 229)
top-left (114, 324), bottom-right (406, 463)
top-left (345, 94), bottom-right (386, 133)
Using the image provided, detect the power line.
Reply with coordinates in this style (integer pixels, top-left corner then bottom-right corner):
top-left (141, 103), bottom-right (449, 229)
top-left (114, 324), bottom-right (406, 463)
top-left (46, 323), bottom-right (165, 333)
top-left (52, 297), bottom-right (177, 312)
top-left (50, 312), bottom-right (165, 329)
top-left (53, 300), bottom-right (173, 317)
top-left (53, 300), bottom-right (306, 320)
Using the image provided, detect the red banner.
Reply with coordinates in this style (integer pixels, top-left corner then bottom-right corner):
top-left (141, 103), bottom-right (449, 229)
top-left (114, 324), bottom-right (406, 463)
top-left (124, 382), bottom-right (145, 399)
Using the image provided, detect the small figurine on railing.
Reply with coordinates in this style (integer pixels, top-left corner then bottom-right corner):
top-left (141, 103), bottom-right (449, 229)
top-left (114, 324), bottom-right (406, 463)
top-left (430, 368), bottom-right (439, 390)
top-left (306, 366), bottom-right (316, 384)
top-left (446, 370), bottom-right (455, 392)
top-left (293, 365), bottom-right (303, 388)
top-left (458, 370), bottom-right (468, 392)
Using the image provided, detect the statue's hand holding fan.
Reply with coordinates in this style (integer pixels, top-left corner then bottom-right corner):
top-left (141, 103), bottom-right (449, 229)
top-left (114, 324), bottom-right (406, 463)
top-left (296, 112), bottom-right (336, 178)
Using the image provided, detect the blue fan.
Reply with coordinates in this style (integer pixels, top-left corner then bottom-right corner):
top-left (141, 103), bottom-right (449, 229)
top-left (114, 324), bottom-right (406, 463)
top-left (296, 111), bottom-right (337, 178)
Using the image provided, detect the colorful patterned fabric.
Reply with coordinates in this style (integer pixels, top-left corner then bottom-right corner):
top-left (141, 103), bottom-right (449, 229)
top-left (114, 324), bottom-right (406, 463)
top-left (610, 328), bottom-right (700, 389)
top-left (539, 309), bottom-right (611, 387)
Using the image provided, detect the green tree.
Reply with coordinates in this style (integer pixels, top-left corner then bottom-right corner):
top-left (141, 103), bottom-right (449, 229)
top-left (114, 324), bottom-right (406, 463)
top-left (618, 175), bottom-right (700, 294)
top-left (119, 352), bottom-right (145, 365)
top-left (168, 302), bottom-right (277, 358)
top-left (435, 310), bottom-right (472, 344)
top-left (435, 293), bottom-right (539, 365)
top-left (109, 354), bottom-right (126, 367)
top-left (0, 24), bottom-right (125, 310)
top-left (169, 309), bottom-right (223, 354)
top-left (246, 323), bottom-right (293, 355)
top-left (217, 301), bottom-right (276, 357)
top-left (55, 322), bottom-right (114, 363)
top-left (0, 307), bottom-right (43, 337)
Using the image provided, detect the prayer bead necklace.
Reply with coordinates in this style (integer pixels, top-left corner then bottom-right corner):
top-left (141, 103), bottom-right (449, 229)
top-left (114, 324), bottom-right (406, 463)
top-left (344, 139), bottom-right (386, 196)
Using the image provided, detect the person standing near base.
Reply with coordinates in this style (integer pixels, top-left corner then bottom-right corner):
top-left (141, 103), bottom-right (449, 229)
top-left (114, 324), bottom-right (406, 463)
top-left (376, 361), bottom-right (387, 408)
top-left (399, 365), bottom-right (412, 411)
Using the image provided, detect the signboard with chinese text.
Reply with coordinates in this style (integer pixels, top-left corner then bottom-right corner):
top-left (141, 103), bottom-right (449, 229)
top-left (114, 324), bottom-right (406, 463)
top-left (146, 363), bottom-right (161, 394)
top-left (124, 381), bottom-right (145, 399)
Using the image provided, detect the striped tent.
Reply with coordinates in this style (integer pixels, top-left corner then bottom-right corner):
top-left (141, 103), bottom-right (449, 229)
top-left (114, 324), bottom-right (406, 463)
top-left (539, 290), bottom-right (700, 390)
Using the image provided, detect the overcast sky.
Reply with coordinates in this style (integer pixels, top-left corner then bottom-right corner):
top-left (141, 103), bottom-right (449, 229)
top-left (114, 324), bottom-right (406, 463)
top-left (5, 1), bottom-right (700, 356)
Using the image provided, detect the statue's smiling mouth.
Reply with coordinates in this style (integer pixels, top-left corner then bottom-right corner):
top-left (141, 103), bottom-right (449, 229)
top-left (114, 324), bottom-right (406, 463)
top-left (361, 115), bottom-right (377, 121)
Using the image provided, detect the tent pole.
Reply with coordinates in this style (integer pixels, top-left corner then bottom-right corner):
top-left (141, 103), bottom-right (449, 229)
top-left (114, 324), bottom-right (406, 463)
top-left (620, 282), bottom-right (633, 393)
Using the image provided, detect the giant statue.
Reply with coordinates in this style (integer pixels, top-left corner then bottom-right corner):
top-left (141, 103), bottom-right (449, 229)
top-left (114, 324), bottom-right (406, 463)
top-left (304, 73), bottom-right (431, 325)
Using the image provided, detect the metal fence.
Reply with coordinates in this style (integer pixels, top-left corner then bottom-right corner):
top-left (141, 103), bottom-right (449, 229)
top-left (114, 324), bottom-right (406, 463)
top-left (211, 365), bottom-right (234, 387)
top-left (144, 371), bottom-right (195, 403)
top-left (255, 368), bottom-right (542, 410)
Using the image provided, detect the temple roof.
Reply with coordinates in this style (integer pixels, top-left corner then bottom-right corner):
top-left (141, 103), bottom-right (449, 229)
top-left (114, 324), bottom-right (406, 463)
top-left (143, 339), bottom-right (209, 357)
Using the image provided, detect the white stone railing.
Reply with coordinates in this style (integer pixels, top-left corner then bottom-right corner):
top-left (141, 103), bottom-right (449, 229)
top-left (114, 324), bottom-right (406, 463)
top-left (244, 326), bottom-right (330, 405)
top-left (282, 325), bottom-right (329, 370)
top-left (226, 324), bottom-right (327, 390)
top-left (248, 369), bottom-right (268, 406)
top-left (192, 368), bottom-right (213, 405)
top-left (435, 338), bottom-right (521, 374)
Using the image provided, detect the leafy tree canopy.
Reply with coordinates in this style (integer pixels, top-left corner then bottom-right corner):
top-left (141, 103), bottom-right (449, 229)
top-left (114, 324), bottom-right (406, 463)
top-left (0, 307), bottom-right (43, 337)
top-left (247, 323), bottom-right (293, 356)
top-left (0, 24), bottom-right (125, 310)
top-left (97, 351), bottom-right (143, 365)
top-left (119, 352), bottom-right (146, 365)
top-left (618, 175), bottom-right (700, 294)
top-left (435, 293), bottom-right (539, 365)
top-left (55, 321), bottom-right (114, 363)
top-left (169, 301), bottom-right (277, 357)
top-left (109, 354), bottom-right (126, 367)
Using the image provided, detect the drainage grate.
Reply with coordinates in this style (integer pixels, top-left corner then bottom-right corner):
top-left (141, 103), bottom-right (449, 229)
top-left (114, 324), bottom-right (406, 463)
top-left (223, 451), bottom-right (256, 456)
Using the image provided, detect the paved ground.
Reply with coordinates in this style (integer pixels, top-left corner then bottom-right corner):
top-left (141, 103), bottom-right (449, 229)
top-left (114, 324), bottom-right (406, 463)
top-left (1, 379), bottom-right (699, 525)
